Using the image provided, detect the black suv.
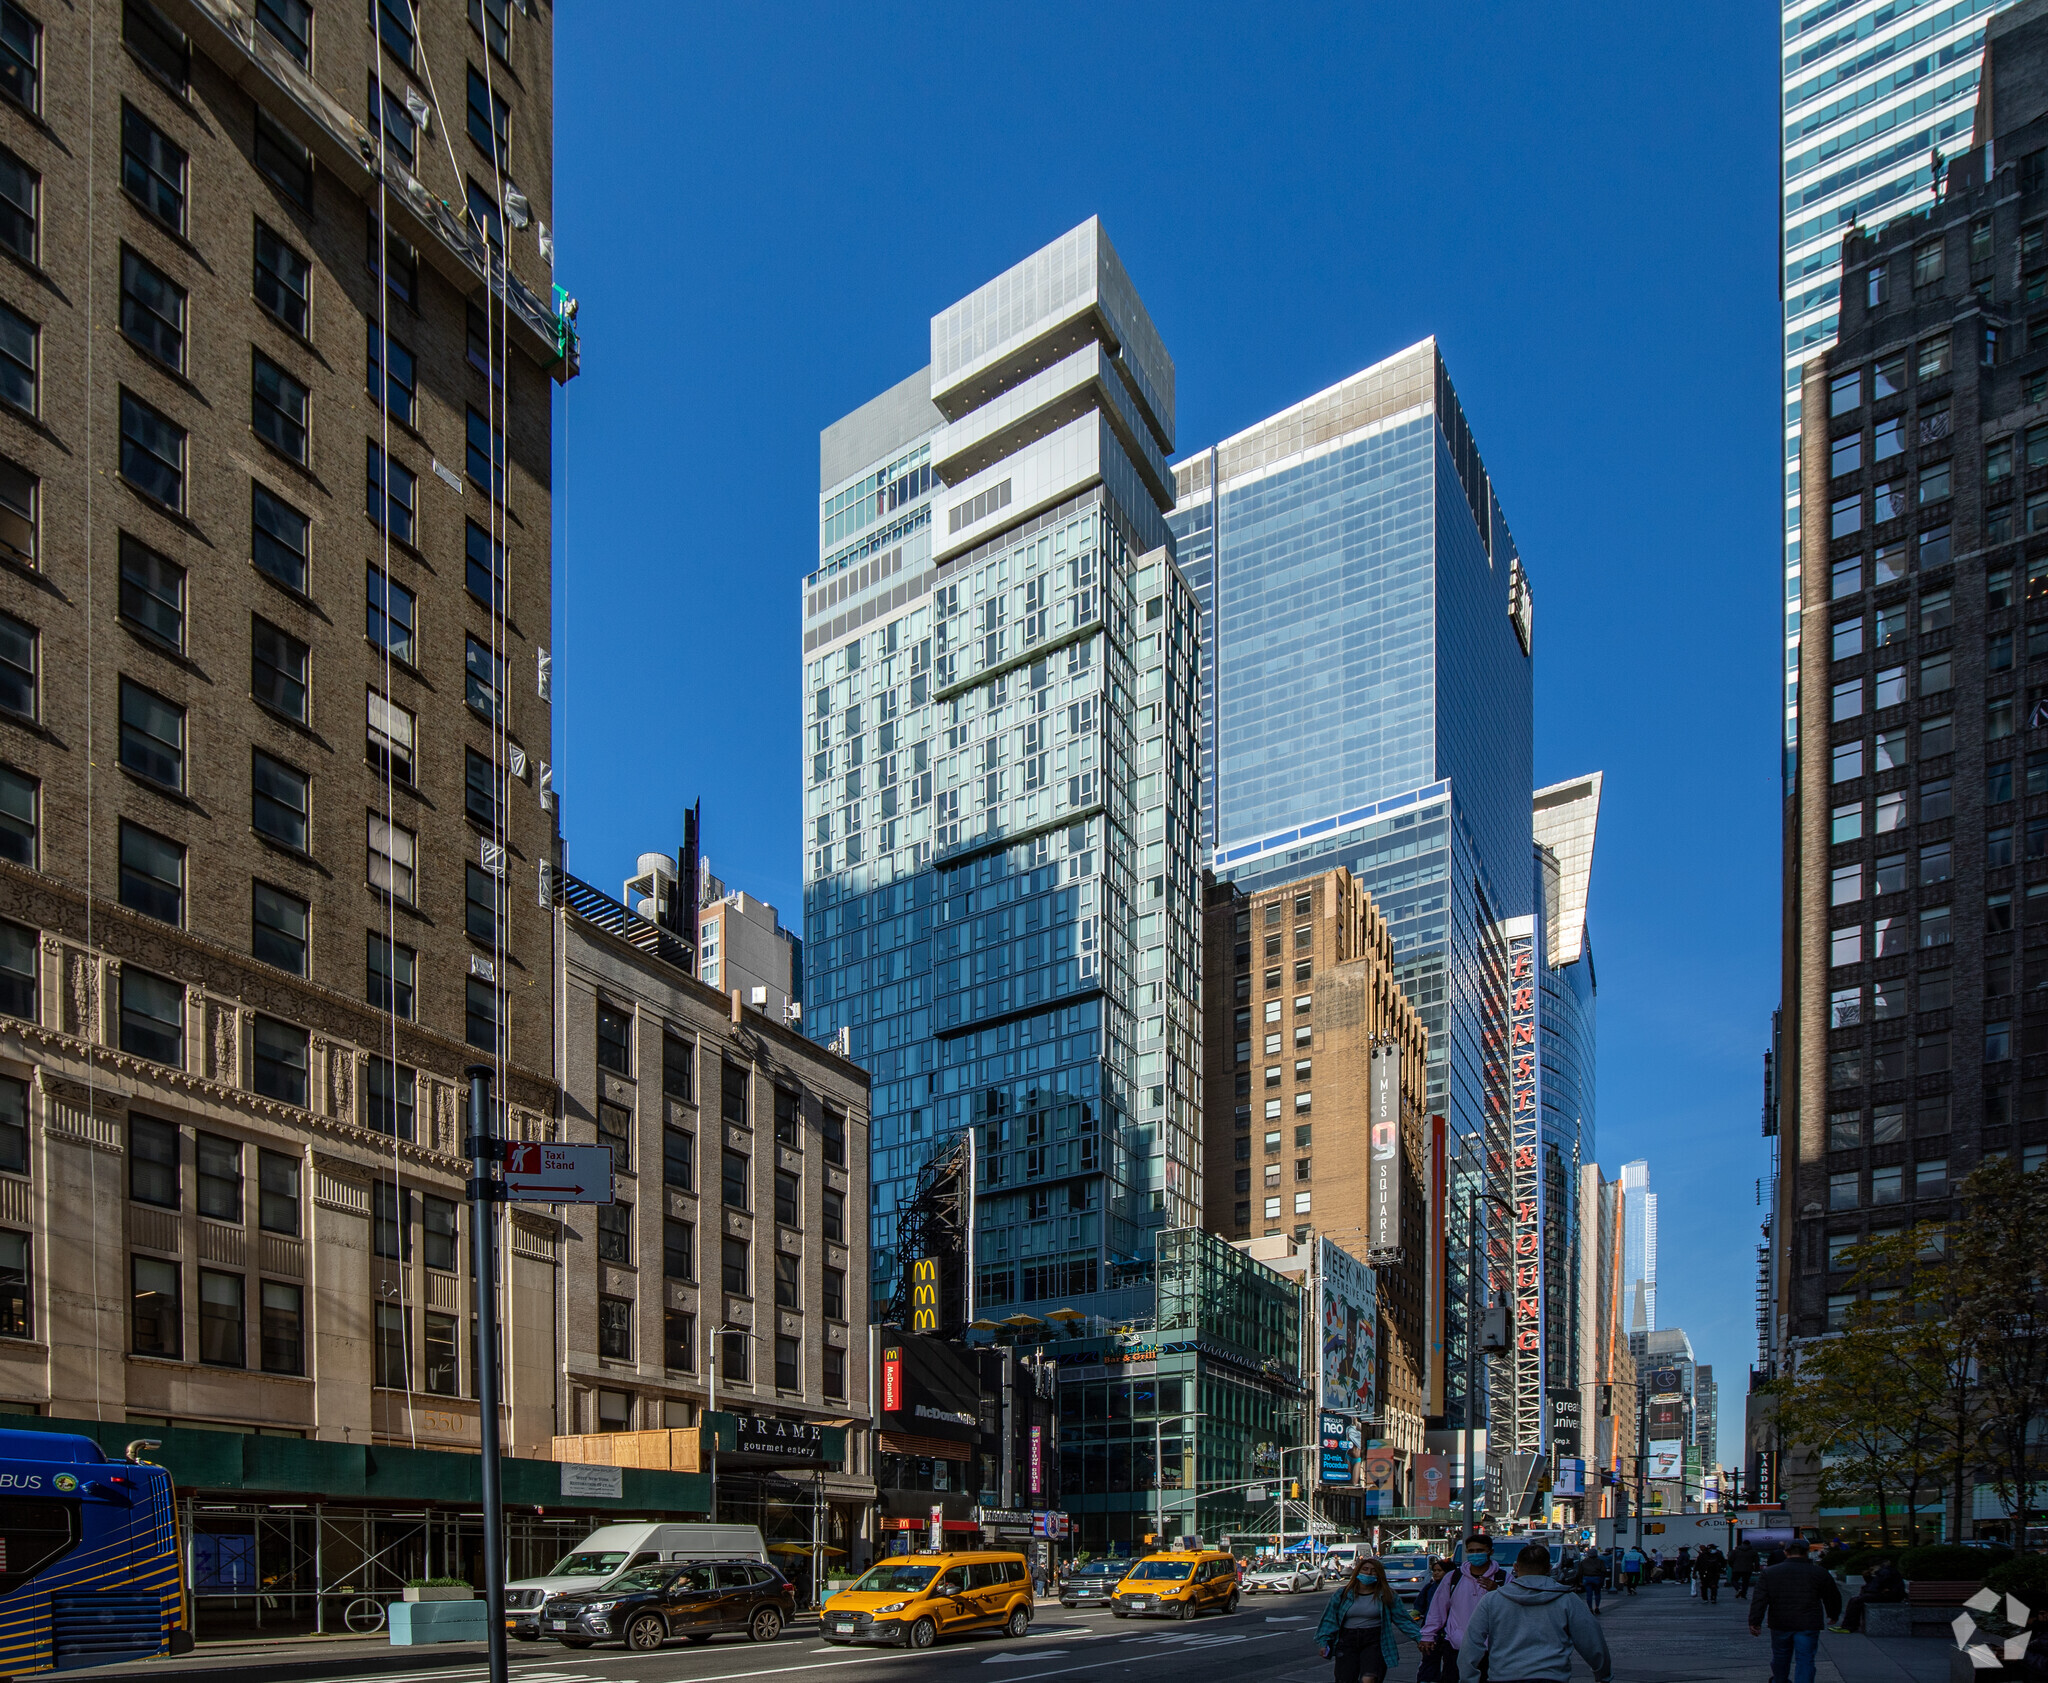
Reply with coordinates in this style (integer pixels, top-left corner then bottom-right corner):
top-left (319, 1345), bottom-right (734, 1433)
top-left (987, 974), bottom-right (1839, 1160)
top-left (544, 1559), bottom-right (793, 1652)
top-left (1060, 1559), bottom-right (1125, 1608)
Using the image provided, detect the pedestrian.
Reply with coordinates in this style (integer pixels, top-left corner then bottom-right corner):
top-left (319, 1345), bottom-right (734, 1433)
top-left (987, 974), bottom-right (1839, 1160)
top-left (1696, 1545), bottom-right (1724, 1605)
top-left (1315, 1553), bottom-right (1424, 1683)
top-left (1649, 1546), bottom-right (1666, 1583)
top-left (1747, 1538), bottom-right (1842, 1683)
top-left (1417, 1556), bottom-right (1452, 1624)
top-left (1729, 1539), bottom-right (1759, 1600)
top-left (1675, 1546), bottom-right (1692, 1586)
top-left (1418, 1532), bottom-right (1507, 1683)
top-left (1576, 1547), bottom-right (1608, 1615)
top-left (1621, 1545), bottom-right (1643, 1594)
top-left (1460, 1542), bottom-right (1613, 1683)
top-left (1836, 1557), bottom-right (1904, 1634)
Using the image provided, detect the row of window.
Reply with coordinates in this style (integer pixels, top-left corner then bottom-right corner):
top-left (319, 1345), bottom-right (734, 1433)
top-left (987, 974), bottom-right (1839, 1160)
top-left (582, 1307), bottom-right (845, 1399)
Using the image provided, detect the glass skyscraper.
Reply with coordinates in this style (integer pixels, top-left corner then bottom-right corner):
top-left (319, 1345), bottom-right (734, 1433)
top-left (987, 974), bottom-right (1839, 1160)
top-left (1620, 1158), bottom-right (1658, 1335)
top-left (1780, 0), bottom-right (2011, 781)
top-left (801, 220), bottom-right (1202, 1325)
top-left (1167, 341), bottom-right (1537, 1435)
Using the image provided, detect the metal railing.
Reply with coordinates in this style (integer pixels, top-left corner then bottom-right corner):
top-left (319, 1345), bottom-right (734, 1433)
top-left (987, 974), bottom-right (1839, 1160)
top-left (169, 0), bottom-right (578, 377)
top-left (559, 873), bottom-right (695, 974)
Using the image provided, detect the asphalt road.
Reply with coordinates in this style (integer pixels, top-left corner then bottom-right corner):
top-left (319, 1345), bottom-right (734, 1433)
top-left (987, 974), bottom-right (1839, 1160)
top-left (73, 1595), bottom-right (1343, 1683)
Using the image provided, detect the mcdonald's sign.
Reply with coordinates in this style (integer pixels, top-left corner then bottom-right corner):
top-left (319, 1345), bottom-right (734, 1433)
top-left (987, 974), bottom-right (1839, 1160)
top-left (909, 1256), bottom-right (941, 1332)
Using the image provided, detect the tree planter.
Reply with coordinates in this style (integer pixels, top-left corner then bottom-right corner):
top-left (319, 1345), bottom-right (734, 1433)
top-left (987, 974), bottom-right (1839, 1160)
top-left (402, 1586), bottom-right (476, 1602)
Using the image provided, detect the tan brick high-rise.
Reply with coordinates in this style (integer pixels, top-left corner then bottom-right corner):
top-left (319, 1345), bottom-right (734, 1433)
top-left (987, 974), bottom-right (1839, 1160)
top-left (0, 0), bottom-right (573, 1453)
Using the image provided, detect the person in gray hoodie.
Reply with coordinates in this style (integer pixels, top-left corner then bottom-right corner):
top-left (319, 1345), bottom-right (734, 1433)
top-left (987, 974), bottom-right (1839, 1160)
top-left (1459, 1542), bottom-right (1613, 1683)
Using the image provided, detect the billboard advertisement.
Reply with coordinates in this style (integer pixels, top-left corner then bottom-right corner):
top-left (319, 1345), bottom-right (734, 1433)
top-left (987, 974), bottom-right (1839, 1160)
top-left (1647, 1440), bottom-right (1685, 1481)
top-left (1318, 1412), bottom-right (1357, 1486)
top-left (1319, 1239), bottom-right (1378, 1417)
top-left (1413, 1451), bottom-right (1451, 1510)
top-left (1554, 1457), bottom-right (1585, 1498)
top-left (1368, 1043), bottom-right (1403, 1256)
top-left (1649, 1400), bottom-right (1684, 1432)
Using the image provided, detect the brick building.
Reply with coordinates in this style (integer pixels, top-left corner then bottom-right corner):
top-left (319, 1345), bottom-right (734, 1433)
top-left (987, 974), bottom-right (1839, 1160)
top-left (1200, 865), bottom-right (1432, 1451)
top-left (0, 0), bottom-right (573, 1463)
top-left (1787, 3), bottom-right (2048, 1360)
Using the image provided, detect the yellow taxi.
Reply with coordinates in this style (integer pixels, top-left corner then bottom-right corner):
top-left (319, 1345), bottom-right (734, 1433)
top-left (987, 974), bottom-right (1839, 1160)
top-left (821, 1551), bottom-right (1033, 1649)
top-left (1110, 1549), bottom-right (1240, 1620)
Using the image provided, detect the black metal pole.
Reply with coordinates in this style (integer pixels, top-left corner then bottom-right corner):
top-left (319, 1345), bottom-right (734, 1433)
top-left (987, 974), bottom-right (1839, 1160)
top-left (467, 1065), bottom-right (508, 1683)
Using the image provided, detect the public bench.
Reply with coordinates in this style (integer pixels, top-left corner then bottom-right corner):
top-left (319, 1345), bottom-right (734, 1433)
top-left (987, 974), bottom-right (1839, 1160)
top-left (1865, 1581), bottom-right (1981, 1640)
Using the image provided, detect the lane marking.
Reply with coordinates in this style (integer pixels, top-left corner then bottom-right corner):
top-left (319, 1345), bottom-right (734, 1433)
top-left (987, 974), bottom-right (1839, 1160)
top-left (988, 1630), bottom-right (1287, 1683)
top-left (985, 1651), bottom-right (1068, 1663)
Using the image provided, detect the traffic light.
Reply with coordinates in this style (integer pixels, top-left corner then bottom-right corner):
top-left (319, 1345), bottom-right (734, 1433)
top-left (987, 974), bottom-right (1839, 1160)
top-left (1288, 1481), bottom-right (1301, 1500)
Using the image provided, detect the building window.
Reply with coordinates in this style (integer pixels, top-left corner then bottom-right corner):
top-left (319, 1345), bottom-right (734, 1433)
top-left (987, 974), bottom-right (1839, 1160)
top-left (773, 1169), bottom-right (799, 1228)
top-left (0, 456), bottom-right (34, 567)
top-left (120, 390), bottom-right (184, 508)
top-left (119, 678), bottom-right (183, 790)
top-left (595, 1002), bottom-right (631, 1074)
top-left (367, 324), bottom-right (416, 426)
top-left (252, 353), bottom-right (309, 462)
top-left (0, 1228), bottom-right (26, 1338)
top-left (598, 1296), bottom-right (632, 1361)
top-left (253, 484), bottom-right (309, 591)
top-left (119, 967), bottom-right (182, 1063)
top-left (0, 919), bottom-right (33, 1019)
top-left (252, 1015), bottom-right (308, 1106)
top-left (118, 822), bottom-right (183, 925)
top-left (254, 110), bottom-right (312, 207)
top-left (259, 1279), bottom-right (302, 1375)
top-left (663, 1309), bottom-right (694, 1372)
top-left (1919, 333), bottom-right (1952, 378)
top-left (463, 519), bottom-right (505, 610)
top-left (254, 221), bottom-right (310, 335)
top-left (722, 1149), bottom-right (748, 1211)
top-left (775, 1333), bottom-right (800, 1392)
top-left (464, 863), bottom-right (502, 945)
top-left (596, 1201), bottom-right (630, 1264)
top-left (774, 1250), bottom-right (798, 1310)
top-left (372, 1180), bottom-right (408, 1259)
top-left (822, 1188), bottom-right (844, 1243)
top-left (663, 1126), bottom-right (693, 1191)
top-left (252, 751), bottom-right (309, 851)
top-left (121, 104), bottom-right (185, 232)
top-left (821, 1107), bottom-right (845, 1166)
top-left (721, 1233), bottom-right (747, 1295)
top-left (774, 1087), bottom-right (800, 1148)
top-left (1872, 1164), bottom-right (1904, 1205)
top-left (663, 1216), bottom-right (693, 1281)
top-left (720, 1327), bottom-right (749, 1382)
top-left (367, 566), bottom-right (415, 663)
top-left (198, 1270), bottom-right (244, 1367)
top-left (466, 406), bottom-right (505, 498)
top-left (597, 1101), bottom-right (631, 1172)
top-left (1918, 1158), bottom-right (1950, 1198)
top-left (131, 1256), bottom-right (180, 1358)
top-left (822, 1344), bottom-right (844, 1403)
top-left (368, 812), bottom-right (416, 902)
top-left (1832, 678), bottom-right (1861, 721)
top-left (251, 882), bottom-right (307, 975)
top-left (368, 932), bottom-right (413, 1018)
top-left (120, 248), bottom-right (184, 371)
top-left (663, 1033), bottom-right (694, 1101)
top-left (1913, 239), bottom-right (1946, 287)
top-left (421, 1310), bottom-right (458, 1395)
top-left (258, 1149), bottom-right (298, 1235)
top-left (374, 1302), bottom-right (407, 1388)
top-left (466, 65), bottom-right (508, 166)
top-left (120, 535), bottom-right (184, 649)
top-left (1831, 493), bottom-right (1861, 538)
top-left (252, 618), bottom-right (309, 721)
top-left (464, 636), bottom-right (503, 719)
top-left (722, 1064), bottom-right (748, 1127)
top-left (0, 610), bottom-right (28, 721)
top-left (368, 691), bottom-right (415, 784)
top-left (367, 443), bottom-right (415, 544)
top-left (376, 0), bottom-right (413, 66)
top-left (466, 177), bottom-right (503, 253)
top-left (1831, 433), bottom-right (1861, 477)
top-left (255, 0), bottom-right (310, 63)
top-left (465, 977), bottom-right (499, 1053)
top-left (367, 209), bottom-right (417, 305)
top-left (369, 75), bottom-right (415, 167)
top-left (366, 1057), bottom-right (414, 1139)
top-left (470, 0), bottom-right (509, 56)
top-left (125, 0), bottom-right (188, 90)
top-left (1832, 616), bottom-right (1862, 659)
top-left (196, 1133), bottom-right (241, 1222)
top-left (129, 1115), bottom-right (179, 1207)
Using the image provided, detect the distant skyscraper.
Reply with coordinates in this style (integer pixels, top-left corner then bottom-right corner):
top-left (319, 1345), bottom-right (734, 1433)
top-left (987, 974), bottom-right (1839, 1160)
top-left (1779, 0), bottom-right (2013, 783)
top-left (1621, 1159), bottom-right (1658, 1335)
top-left (1167, 341), bottom-right (1538, 1439)
top-left (1694, 1363), bottom-right (1719, 1470)
top-left (802, 219), bottom-right (1201, 1323)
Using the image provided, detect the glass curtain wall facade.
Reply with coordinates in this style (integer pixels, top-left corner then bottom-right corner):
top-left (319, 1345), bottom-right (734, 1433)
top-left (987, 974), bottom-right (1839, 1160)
top-left (1167, 341), bottom-right (1534, 1435)
top-left (1780, 0), bottom-right (2011, 784)
top-left (1620, 1159), bottom-right (1658, 1336)
top-left (802, 220), bottom-right (1201, 1326)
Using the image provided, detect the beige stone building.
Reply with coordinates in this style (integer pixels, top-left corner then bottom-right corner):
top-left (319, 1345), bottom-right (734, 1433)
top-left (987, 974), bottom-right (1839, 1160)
top-left (1201, 865), bottom-right (1432, 1451)
top-left (558, 872), bottom-right (876, 1549)
top-left (0, 0), bottom-right (572, 1458)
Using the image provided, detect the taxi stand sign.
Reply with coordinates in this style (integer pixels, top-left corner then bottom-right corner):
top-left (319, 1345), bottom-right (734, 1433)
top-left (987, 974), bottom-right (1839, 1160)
top-left (500, 1142), bottom-right (615, 1205)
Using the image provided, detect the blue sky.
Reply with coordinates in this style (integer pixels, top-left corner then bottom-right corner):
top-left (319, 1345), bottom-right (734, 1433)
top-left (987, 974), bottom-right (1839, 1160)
top-left (551, 2), bottom-right (1781, 1466)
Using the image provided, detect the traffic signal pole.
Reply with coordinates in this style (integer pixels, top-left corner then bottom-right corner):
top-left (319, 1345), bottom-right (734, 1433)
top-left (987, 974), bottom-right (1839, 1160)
top-left (466, 1066), bottom-right (508, 1683)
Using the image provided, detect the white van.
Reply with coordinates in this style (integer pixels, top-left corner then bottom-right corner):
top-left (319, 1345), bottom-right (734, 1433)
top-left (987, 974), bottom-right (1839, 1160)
top-left (505, 1524), bottom-right (768, 1640)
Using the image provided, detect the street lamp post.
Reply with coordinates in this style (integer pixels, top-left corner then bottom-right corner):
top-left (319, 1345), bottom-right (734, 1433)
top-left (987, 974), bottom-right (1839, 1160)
top-left (1461, 1180), bottom-right (1516, 1547)
top-left (707, 1321), bottom-right (755, 1523)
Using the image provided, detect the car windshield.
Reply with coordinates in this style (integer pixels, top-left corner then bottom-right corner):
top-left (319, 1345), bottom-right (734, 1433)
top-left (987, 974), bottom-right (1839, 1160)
top-left (1125, 1560), bottom-right (1193, 1582)
top-left (549, 1550), bottom-right (629, 1578)
top-left (1077, 1562), bottom-right (1119, 1576)
top-left (853, 1563), bottom-right (940, 1595)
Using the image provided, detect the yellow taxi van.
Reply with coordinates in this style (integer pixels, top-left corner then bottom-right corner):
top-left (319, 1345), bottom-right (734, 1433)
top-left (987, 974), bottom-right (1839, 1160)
top-left (821, 1550), bottom-right (1033, 1649)
top-left (1110, 1549), bottom-right (1240, 1619)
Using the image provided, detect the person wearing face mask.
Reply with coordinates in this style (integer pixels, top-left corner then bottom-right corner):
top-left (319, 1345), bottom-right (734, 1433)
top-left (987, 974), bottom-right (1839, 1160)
top-left (1417, 1532), bottom-right (1505, 1683)
top-left (1315, 1553), bottom-right (1423, 1683)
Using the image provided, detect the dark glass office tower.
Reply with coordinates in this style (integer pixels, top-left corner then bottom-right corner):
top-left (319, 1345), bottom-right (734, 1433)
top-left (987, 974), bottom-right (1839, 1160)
top-left (1168, 342), bottom-right (1540, 1443)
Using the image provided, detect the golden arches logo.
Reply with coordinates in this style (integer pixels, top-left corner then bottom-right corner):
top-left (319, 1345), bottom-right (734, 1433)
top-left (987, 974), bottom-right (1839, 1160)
top-left (909, 1256), bottom-right (940, 1331)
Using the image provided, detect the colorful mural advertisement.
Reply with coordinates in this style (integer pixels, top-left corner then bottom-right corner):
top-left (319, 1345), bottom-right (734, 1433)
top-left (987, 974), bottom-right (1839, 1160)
top-left (1319, 1238), bottom-right (1377, 1418)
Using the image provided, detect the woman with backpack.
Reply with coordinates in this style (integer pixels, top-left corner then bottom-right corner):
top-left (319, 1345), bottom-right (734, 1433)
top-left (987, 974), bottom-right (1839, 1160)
top-left (1315, 1552), bottom-right (1425, 1683)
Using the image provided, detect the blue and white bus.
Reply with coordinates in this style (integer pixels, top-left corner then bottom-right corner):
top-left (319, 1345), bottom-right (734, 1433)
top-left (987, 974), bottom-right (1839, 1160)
top-left (0, 1430), bottom-right (185, 1674)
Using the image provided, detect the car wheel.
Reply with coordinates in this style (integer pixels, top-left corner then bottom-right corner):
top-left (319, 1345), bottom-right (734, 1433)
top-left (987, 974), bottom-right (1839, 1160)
top-left (1227, 1592), bottom-right (1240, 1614)
top-left (1006, 1606), bottom-right (1030, 1638)
top-left (909, 1616), bottom-right (937, 1649)
top-left (625, 1613), bottom-right (667, 1652)
top-left (1111, 1608), bottom-right (1128, 1620)
top-left (1178, 1600), bottom-right (1196, 1621)
top-left (750, 1607), bottom-right (784, 1643)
